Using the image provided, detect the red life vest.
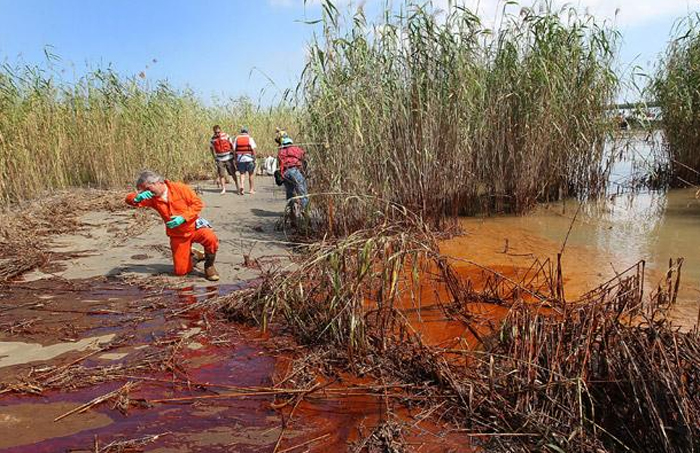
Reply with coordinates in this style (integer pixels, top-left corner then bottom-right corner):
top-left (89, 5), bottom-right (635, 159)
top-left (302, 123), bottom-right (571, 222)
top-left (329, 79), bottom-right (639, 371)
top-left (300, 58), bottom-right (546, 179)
top-left (235, 135), bottom-right (254, 155)
top-left (278, 145), bottom-right (305, 174)
top-left (211, 133), bottom-right (232, 154)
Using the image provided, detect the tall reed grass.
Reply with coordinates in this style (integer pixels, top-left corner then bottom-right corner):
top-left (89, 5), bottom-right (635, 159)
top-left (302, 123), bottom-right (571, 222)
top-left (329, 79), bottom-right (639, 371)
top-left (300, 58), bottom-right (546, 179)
top-left (0, 59), bottom-right (296, 204)
top-left (301, 1), bottom-right (618, 234)
top-left (653, 13), bottom-right (700, 186)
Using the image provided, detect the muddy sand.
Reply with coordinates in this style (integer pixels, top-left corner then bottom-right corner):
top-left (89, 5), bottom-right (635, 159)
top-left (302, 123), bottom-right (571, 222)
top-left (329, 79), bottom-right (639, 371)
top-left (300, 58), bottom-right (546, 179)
top-left (23, 176), bottom-right (294, 285)
top-left (1, 177), bottom-right (470, 452)
top-left (0, 177), bottom-right (332, 452)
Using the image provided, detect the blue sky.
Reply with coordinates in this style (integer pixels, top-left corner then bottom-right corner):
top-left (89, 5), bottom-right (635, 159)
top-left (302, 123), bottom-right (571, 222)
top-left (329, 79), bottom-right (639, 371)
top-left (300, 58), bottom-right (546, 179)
top-left (0, 0), bottom-right (696, 104)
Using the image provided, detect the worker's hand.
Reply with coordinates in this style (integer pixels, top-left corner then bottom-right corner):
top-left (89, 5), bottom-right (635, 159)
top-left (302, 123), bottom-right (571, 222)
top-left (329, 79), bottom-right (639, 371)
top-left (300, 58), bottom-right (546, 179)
top-left (133, 190), bottom-right (154, 203)
top-left (166, 215), bottom-right (185, 229)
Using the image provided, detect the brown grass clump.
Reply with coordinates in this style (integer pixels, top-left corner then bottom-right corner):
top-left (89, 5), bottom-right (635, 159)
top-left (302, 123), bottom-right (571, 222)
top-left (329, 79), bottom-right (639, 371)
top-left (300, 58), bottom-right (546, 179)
top-left (216, 218), bottom-right (700, 452)
top-left (0, 188), bottom-right (133, 282)
top-left (352, 418), bottom-right (409, 453)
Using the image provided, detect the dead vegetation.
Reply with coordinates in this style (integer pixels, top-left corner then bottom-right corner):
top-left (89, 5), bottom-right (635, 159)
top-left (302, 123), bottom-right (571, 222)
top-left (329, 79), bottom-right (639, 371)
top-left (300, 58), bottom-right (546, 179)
top-left (86, 432), bottom-right (171, 453)
top-left (0, 334), bottom-right (181, 397)
top-left (352, 418), bottom-right (409, 453)
top-left (0, 188), bottom-right (153, 283)
top-left (1, 195), bottom-right (696, 451)
top-left (215, 218), bottom-right (700, 452)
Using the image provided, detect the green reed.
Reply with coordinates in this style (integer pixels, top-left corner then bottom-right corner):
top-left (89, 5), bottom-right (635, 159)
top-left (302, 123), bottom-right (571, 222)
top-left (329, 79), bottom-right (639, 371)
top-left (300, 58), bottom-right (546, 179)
top-left (300, 1), bottom-right (618, 235)
top-left (653, 12), bottom-right (700, 186)
top-left (0, 60), bottom-right (296, 204)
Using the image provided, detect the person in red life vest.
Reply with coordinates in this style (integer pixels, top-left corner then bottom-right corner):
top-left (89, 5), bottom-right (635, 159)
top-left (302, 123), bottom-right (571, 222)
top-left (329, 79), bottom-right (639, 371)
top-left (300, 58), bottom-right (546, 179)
top-left (125, 170), bottom-right (220, 281)
top-left (233, 127), bottom-right (257, 195)
top-left (209, 125), bottom-right (239, 195)
top-left (277, 136), bottom-right (308, 209)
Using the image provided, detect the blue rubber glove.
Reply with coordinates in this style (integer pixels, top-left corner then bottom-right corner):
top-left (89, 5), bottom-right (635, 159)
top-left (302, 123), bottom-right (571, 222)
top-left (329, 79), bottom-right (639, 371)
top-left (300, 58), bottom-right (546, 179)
top-left (166, 215), bottom-right (185, 229)
top-left (133, 190), bottom-right (154, 203)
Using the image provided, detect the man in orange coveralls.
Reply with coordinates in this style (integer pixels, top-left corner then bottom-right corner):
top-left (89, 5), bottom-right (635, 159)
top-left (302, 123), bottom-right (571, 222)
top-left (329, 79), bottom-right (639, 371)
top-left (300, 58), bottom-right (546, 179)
top-left (125, 170), bottom-right (220, 281)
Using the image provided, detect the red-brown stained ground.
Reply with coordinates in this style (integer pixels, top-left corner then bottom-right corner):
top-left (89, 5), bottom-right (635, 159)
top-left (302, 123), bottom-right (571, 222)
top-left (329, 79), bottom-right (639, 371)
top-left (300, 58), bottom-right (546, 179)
top-left (4, 216), bottom-right (687, 452)
top-left (0, 278), bottom-right (474, 452)
top-left (0, 279), bottom-right (295, 452)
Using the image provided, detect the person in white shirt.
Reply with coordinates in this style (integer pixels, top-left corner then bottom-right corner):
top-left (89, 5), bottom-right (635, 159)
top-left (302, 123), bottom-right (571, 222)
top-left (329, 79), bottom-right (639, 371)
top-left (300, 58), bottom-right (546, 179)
top-left (233, 127), bottom-right (257, 195)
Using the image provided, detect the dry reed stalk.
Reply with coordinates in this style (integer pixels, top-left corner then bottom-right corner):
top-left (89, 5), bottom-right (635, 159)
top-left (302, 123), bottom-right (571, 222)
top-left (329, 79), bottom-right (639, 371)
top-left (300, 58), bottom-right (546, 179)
top-left (54, 381), bottom-right (139, 422)
top-left (89, 432), bottom-right (170, 453)
top-left (212, 218), bottom-right (700, 452)
top-left (123, 374), bottom-right (412, 398)
top-left (276, 433), bottom-right (331, 453)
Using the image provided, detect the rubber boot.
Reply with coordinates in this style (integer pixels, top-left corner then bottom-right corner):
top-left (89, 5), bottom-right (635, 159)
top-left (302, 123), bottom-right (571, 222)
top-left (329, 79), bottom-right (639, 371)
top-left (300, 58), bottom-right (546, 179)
top-left (204, 253), bottom-right (220, 281)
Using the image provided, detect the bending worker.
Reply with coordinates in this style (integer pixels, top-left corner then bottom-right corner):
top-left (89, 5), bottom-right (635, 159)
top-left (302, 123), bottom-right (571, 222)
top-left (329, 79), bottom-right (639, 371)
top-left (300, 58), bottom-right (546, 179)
top-left (277, 136), bottom-right (308, 209)
top-left (209, 125), bottom-right (239, 195)
top-left (126, 170), bottom-right (220, 281)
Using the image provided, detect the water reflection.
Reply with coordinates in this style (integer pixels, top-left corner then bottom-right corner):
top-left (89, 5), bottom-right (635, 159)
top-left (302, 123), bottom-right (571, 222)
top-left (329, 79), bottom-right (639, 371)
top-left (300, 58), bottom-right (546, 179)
top-left (457, 131), bottom-right (700, 326)
top-left (543, 133), bottom-right (699, 283)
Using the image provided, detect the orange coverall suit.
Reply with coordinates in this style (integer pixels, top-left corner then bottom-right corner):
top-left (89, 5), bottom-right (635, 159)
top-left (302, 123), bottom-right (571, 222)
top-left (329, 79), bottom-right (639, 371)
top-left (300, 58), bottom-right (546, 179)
top-left (125, 181), bottom-right (219, 276)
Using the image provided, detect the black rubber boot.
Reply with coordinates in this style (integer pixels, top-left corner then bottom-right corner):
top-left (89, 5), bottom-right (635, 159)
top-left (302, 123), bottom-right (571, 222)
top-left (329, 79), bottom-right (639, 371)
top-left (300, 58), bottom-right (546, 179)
top-left (204, 253), bottom-right (219, 281)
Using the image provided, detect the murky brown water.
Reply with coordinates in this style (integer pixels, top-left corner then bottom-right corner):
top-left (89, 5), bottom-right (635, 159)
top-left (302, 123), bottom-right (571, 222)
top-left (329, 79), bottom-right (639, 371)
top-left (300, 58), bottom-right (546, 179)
top-left (442, 132), bottom-right (700, 328)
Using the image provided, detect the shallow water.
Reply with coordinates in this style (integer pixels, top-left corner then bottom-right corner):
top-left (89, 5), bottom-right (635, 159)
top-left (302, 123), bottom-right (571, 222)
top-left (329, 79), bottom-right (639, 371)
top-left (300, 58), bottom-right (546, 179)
top-left (445, 132), bottom-right (700, 327)
top-left (0, 279), bottom-right (470, 452)
top-left (0, 334), bottom-right (115, 368)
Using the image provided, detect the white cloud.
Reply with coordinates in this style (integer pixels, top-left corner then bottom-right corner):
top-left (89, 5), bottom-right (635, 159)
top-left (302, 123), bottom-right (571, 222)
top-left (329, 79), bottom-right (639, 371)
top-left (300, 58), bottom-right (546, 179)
top-left (270, 0), bottom-right (694, 28)
top-left (431, 0), bottom-right (694, 28)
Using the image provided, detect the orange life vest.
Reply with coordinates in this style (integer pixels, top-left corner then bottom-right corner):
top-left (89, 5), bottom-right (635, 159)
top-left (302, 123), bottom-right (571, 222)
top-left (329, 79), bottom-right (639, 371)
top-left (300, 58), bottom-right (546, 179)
top-left (211, 133), bottom-right (233, 154)
top-left (235, 134), bottom-right (254, 155)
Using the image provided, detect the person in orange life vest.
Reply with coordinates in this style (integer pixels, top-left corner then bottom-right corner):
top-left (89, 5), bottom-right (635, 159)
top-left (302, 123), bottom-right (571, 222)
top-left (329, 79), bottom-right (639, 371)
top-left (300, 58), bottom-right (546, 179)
top-left (277, 136), bottom-right (308, 209)
top-left (233, 127), bottom-right (257, 195)
top-left (209, 125), bottom-right (239, 195)
top-left (125, 170), bottom-right (220, 281)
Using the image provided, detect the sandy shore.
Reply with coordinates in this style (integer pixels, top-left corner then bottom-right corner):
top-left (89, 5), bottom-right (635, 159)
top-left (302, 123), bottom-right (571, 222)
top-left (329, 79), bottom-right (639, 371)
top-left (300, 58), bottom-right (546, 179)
top-left (22, 176), bottom-right (293, 286)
